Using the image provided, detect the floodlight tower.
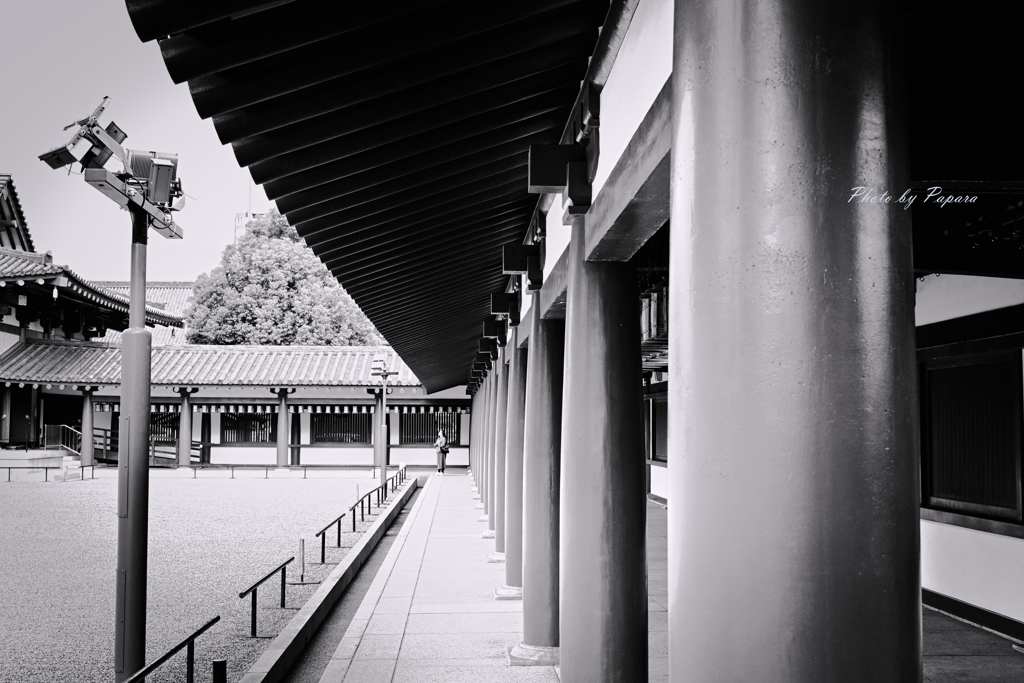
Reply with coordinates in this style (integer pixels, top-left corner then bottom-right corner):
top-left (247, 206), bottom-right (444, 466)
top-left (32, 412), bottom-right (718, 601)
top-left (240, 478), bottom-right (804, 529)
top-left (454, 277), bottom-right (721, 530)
top-left (39, 97), bottom-right (185, 683)
top-left (370, 355), bottom-right (397, 489)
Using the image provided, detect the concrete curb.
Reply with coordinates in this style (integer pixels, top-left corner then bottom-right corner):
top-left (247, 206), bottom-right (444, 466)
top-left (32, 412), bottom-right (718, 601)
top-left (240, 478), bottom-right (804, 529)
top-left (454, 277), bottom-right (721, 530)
top-left (239, 477), bottom-right (420, 683)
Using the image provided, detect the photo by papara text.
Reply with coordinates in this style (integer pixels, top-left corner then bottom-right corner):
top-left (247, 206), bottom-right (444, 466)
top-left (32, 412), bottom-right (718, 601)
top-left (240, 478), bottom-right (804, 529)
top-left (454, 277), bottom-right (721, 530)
top-left (848, 186), bottom-right (978, 210)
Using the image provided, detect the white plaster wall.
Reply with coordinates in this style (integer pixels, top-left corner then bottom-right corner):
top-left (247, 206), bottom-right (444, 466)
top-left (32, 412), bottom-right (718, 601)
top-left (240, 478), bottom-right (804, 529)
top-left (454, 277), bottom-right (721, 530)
top-left (391, 446), bottom-right (468, 467)
top-left (459, 413), bottom-right (471, 445)
top-left (210, 447), bottom-right (275, 465)
top-left (210, 414), bottom-right (221, 444)
top-left (592, 0), bottom-right (673, 198)
top-left (0, 325), bottom-right (19, 356)
top-left (543, 205), bottom-right (570, 283)
top-left (300, 447), bottom-right (374, 466)
top-left (921, 519), bottom-right (1024, 622)
top-left (93, 412), bottom-right (112, 430)
top-left (915, 274), bottom-right (1024, 326)
top-left (650, 465), bottom-right (669, 500)
top-left (300, 412), bottom-right (310, 443)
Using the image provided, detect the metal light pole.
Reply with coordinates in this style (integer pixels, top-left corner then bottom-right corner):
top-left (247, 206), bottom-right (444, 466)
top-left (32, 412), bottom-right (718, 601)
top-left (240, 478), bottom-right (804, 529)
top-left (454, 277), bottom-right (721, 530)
top-left (371, 358), bottom-right (397, 490)
top-left (39, 98), bottom-right (185, 682)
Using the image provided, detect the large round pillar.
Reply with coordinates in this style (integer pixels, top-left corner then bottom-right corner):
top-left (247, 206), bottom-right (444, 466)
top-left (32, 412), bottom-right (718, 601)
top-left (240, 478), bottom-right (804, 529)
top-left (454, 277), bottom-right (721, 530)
top-left (176, 388), bottom-right (195, 468)
top-left (498, 337), bottom-right (527, 595)
top-left (510, 297), bottom-right (564, 664)
top-left (491, 348), bottom-right (509, 543)
top-left (80, 388), bottom-right (95, 467)
top-left (480, 373), bottom-right (492, 511)
top-left (560, 220), bottom-right (647, 683)
top-left (668, 1), bottom-right (919, 681)
top-left (275, 389), bottom-right (291, 468)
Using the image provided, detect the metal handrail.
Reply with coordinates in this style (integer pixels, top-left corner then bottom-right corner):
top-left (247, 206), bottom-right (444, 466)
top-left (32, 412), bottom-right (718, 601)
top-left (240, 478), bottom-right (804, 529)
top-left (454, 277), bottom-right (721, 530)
top-left (314, 512), bottom-right (348, 564)
top-left (44, 424), bottom-right (82, 454)
top-left (238, 557), bottom-right (294, 638)
top-left (122, 615), bottom-right (220, 683)
top-left (349, 465), bottom-right (408, 531)
top-left (0, 465), bottom-right (88, 482)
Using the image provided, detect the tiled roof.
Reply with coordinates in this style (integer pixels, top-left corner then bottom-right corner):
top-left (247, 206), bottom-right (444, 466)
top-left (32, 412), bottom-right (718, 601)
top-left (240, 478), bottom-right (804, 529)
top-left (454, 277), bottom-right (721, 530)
top-left (0, 249), bottom-right (61, 277)
top-left (0, 174), bottom-right (34, 252)
top-left (0, 248), bottom-right (184, 328)
top-left (94, 282), bottom-right (194, 316)
top-left (0, 340), bottom-right (419, 387)
top-left (96, 282), bottom-right (193, 345)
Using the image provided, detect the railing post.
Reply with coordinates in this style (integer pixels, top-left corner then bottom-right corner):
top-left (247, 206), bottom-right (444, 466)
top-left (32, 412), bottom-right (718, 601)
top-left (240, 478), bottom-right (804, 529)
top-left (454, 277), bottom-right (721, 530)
top-left (186, 640), bottom-right (194, 683)
top-left (337, 518), bottom-right (341, 547)
top-left (212, 659), bottom-right (227, 683)
top-left (321, 532), bottom-right (326, 564)
top-left (280, 565), bottom-right (287, 608)
top-left (250, 589), bottom-right (258, 638)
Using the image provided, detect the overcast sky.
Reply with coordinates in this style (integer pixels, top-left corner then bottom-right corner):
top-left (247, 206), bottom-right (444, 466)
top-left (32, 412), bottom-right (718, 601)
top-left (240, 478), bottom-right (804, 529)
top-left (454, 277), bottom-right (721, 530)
top-left (0, 3), bottom-right (271, 281)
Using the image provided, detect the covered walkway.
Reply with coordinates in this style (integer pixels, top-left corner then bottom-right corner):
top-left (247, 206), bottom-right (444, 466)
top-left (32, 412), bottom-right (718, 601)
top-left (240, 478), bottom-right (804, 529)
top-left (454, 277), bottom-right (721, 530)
top-left (300, 473), bottom-right (1018, 683)
top-left (312, 473), bottom-right (665, 683)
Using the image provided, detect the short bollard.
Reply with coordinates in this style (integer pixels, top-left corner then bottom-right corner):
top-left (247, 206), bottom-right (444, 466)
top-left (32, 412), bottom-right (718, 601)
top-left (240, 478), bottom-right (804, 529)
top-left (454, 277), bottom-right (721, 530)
top-left (212, 659), bottom-right (227, 683)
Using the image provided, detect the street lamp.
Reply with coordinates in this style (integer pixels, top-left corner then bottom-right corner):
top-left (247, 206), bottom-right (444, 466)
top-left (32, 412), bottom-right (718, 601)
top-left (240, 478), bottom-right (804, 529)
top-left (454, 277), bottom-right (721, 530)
top-left (370, 354), bottom-right (397, 490)
top-left (38, 96), bottom-right (185, 683)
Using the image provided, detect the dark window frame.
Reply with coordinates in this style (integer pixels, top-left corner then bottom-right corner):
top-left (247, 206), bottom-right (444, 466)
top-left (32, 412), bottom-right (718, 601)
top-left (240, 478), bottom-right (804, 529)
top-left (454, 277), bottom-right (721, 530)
top-left (310, 413), bottom-right (372, 444)
top-left (644, 389), bottom-right (668, 464)
top-left (399, 411), bottom-right (460, 446)
top-left (919, 344), bottom-right (1024, 524)
top-left (220, 413), bottom-right (277, 444)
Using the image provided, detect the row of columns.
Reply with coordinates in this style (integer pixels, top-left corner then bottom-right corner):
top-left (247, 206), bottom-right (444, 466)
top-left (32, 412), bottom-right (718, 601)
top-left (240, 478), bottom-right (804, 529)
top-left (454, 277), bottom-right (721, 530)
top-left (469, 1), bottom-right (918, 679)
top-left (77, 387), bottom-right (301, 468)
top-left (471, 221), bottom-right (647, 679)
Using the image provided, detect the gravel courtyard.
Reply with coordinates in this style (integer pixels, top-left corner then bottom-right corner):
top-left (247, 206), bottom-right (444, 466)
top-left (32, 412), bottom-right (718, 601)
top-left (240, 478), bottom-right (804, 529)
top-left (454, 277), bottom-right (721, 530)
top-left (0, 467), bottom-right (396, 683)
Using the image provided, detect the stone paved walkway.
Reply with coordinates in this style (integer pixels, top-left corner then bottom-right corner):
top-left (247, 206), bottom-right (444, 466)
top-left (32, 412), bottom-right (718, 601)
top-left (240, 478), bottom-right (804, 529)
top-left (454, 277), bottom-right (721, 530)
top-left (313, 471), bottom-right (1023, 683)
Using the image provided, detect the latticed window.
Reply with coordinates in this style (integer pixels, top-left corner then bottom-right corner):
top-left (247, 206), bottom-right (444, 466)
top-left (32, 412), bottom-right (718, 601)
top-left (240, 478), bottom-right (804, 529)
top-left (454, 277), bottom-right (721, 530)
top-left (400, 411), bottom-right (459, 445)
top-left (221, 414), bottom-right (277, 444)
top-left (921, 351), bottom-right (1023, 521)
top-left (311, 413), bottom-right (372, 444)
top-left (150, 413), bottom-right (179, 444)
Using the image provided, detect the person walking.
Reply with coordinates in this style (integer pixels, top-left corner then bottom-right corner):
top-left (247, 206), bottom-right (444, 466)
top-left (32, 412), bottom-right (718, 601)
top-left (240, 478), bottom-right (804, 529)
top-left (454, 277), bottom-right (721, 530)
top-left (434, 429), bottom-right (449, 476)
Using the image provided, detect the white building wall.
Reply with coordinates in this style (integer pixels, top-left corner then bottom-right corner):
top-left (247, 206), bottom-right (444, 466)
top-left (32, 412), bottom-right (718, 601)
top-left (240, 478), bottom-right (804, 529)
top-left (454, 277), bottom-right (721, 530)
top-left (650, 465), bottom-right (669, 500)
top-left (300, 447), bottom-right (374, 466)
top-left (915, 274), bottom-right (1024, 326)
top-left (592, 0), bottom-right (673, 198)
top-left (921, 520), bottom-right (1024, 622)
top-left (210, 447), bottom-right (275, 465)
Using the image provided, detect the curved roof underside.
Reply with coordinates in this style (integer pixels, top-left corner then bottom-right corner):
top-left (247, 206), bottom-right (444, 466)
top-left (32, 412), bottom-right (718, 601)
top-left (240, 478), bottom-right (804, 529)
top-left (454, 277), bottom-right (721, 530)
top-left (126, 1), bottom-right (610, 392)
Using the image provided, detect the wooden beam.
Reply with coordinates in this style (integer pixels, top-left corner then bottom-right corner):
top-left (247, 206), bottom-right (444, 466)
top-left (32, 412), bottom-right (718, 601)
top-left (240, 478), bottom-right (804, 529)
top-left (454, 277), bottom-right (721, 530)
top-left (538, 247), bottom-right (569, 320)
top-left (585, 80), bottom-right (671, 262)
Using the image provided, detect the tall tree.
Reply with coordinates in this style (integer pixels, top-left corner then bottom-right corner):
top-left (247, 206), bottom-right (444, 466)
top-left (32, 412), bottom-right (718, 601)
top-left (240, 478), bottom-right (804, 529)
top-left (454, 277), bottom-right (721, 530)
top-left (185, 209), bottom-right (383, 345)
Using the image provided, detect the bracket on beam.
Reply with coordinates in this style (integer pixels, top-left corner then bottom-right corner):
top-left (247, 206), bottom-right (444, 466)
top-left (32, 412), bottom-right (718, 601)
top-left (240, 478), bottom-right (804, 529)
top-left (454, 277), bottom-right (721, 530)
top-left (482, 317), bottom-right (507, 348)
top-left (491, 292), bottom-right (520, 327)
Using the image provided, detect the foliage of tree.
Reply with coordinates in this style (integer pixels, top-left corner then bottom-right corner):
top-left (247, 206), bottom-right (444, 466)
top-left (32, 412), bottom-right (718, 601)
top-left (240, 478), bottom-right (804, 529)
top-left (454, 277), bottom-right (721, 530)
top-left (185, 209), bottom-right (383, 346)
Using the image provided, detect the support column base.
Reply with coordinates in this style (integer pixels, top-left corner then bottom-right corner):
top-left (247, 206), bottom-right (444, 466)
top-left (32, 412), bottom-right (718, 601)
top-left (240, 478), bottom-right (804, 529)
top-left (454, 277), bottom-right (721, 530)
top-left (482, 529), bottom-right (495, 539)
top-left (478, 514), bottom-right (489, 522)
top-left (475, 502), bottom-right (484, 507)
top-left (508, 642), bottom-right (559, 667)
top-left (494, 585), bottom-right (523, 601)
top-left (487, 551), bottom-right (505, 563)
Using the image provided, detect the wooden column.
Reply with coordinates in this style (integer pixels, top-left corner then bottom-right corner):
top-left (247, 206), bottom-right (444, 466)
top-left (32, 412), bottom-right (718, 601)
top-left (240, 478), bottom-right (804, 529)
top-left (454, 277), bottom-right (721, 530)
top-left (490, 348), bottom-right (509, 543)
top-left (482, 372), bottom-right (494, 512)
top-left (176, 388), bottom-right (196, 468)
top-left (200, 412), bottom-right (211, 464)
top-left (290, 412), bottom-right (301, 466)
top-left (274, 389), bottom-right (292, 467)
top-left (560, 219), bottom-right (647, 683)
top-left (80, 388), bottom-right (95, 467)
top-left (668, 1), bottom-right (918, 680)
top-left (498, 337), bottom-right (527, 597)
top-left (510, 299), bottom-right (564, 664)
